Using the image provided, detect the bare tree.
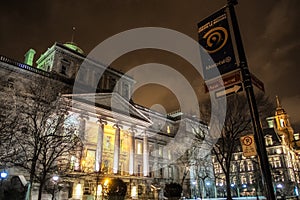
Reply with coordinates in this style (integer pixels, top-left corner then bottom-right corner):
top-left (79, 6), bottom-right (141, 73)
top-left (199, 93), bottom-right (274, 199)
top-left (0, 76), bottom-right (82, 200)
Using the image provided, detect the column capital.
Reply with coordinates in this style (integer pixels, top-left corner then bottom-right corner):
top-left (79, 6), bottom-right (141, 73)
top-left (97, 116), bottom-right (107, 126)
top-left (129, 126), bottom-right (137, 135)
top-left (113, 123), bottom-right (122, 129)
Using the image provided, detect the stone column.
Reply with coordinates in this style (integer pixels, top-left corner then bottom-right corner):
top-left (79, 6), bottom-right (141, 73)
top-left (129, 130), bottom-right (135, 175)
top-left (143, 132), bottom-right (149, 177)
top-left (113, 124), bottom-right (121, 174)
top-left (95, 118), bottom-right (107, 172)
top-left (79, 115), bottom-right (86, 141)
top-left (153, 140), bottom-right (159, 177)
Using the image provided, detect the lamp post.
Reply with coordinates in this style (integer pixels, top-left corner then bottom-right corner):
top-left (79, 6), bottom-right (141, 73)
top-left (192, 181), bottom-right (196, 199)
top-left (0, 170), bottom-right (8, 184)
top-left (276, 184), bottom-right (284, 199)
top-left (206, 181), bottom-right (211, 198)
top-left (52, 175), bottom-right (59, 200)
top-left (0, 170), bottom-right (8, 199)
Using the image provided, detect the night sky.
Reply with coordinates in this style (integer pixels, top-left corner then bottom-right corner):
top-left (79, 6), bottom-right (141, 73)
top-left (1, 0), bottom-right (300, 129)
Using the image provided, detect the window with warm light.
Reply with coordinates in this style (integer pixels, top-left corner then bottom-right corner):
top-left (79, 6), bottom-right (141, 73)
top-left (158, 146), bottom-right (163, 157)
top-left (167, 125), bottom-right (171, 134)
top-left (241, 176), bottom-right (247, 184)
top-left (280, 119), bottom-right (285, 127)
top-left (274, 157), bottom-right (281, 168)
top-left (265, 136), bottom-right (273, 146)
top-left (136, 141), bottom-right (143, 155)
top-left (247, 161), bottom-right (253, 171)
top-left (168, 150), bottom-right (172, 160)
top-left (240, 161), bottom-right (245, 172)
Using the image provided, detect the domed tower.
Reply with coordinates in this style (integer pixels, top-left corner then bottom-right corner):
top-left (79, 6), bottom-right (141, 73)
top-left (36, 41), bottom-right (85, 80)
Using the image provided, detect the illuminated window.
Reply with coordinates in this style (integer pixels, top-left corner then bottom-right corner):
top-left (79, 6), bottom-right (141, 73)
top-left (231, 164), bottom-right (236, 172)
top-left (158, 146), bottom-right (163, 157)
top-left (167, 125), bottom-right (171, 134)
top-left (295, 133), bottom-right (300, 141)
top-left (168, 167), bottom-right (173, 178)
top-left (168, 150), bottom-right (172, 160)
top-left (240, 162), bottom-right (245, 172)
top-left (136, 141), bottom-right (143, 155)
top-left (276, 148), bottom-right (282, 154)
top-left (84, 149), bottom-right (96, 172)
top-left (274, 157), bottom-right (281, 168)
top-left (265, 136), bottom-right (273, 146)
top-left (280, 119), bottom-right (285, 127)
top-left (249, 174), bottom-right (253, 184)
top-left (241, 175), bottom-right (247, 184)
top-left (267, 120), bottom-right (274, 128)
top-left (247, 161), bottom-right (253, 171)
top-left (234, 155), bottom-right (239, 160)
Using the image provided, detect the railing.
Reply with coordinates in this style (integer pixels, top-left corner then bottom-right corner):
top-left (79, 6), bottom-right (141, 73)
top-left (0, 55), bottom-right (50, 77)
top-left (0, 55), bottom-right (74, 84)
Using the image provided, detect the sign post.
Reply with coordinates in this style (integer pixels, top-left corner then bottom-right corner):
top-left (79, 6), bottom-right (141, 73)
top-left (198, 0), bottom-right (275, 199)
top-left (227, 0), bottom-right (276, 199)
top-left (240, 135), bottom-right (257, 157)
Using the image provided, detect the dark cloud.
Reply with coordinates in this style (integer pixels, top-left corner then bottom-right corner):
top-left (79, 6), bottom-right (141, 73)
top-left (1, 0), bottom-right (299, 129)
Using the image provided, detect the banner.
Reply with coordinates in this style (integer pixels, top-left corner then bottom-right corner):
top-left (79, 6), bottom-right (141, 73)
top-left (198, 8), bottom-right (237, 80)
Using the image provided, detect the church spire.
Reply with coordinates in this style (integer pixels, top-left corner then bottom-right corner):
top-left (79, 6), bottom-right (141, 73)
top-left (276, 95), bottom-right (282, 108)
top-left (275, 95), bottom-right (286, 116)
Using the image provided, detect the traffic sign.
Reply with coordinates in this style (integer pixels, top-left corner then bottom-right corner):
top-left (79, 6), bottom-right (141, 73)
top-left (215, 83), bottom-right (242, 98)
top-left (240, 134), bottom-right (257, 157)
top-left (204, 69), bottom-right (242, 93)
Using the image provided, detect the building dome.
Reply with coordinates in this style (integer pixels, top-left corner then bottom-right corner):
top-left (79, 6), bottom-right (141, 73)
top-left (64, 42), bottom-right (84, 54)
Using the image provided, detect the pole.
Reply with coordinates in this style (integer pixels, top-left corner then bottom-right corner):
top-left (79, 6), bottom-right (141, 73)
top-left (226, 0), bottom-right (276, 199)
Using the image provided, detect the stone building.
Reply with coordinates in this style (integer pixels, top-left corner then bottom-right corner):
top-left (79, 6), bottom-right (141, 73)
top-left (212, 96), bottom-right (300, 198)
top-left (0, 42), bottom-right (206, 199)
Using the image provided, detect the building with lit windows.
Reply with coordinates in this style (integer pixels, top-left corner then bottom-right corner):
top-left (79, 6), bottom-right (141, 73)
top-left (212, 96), bottom-right (300, 198)
top-left (0, 42), bottom-right (206, 199)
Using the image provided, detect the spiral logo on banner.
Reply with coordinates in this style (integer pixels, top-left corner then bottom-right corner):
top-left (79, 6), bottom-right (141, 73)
top-left (203, 27), bottom-right (228, 53)
top-left (72, 27), bottom-right (227, 171)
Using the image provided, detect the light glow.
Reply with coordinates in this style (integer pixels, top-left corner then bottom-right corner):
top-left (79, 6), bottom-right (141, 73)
top-left (131, 186), bottom-right (137, 198)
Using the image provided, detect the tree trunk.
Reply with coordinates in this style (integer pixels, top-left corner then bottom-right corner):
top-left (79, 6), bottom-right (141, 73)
top-left (38, 174), bottom-right (47, 200)
top-left (29, 159), bottom-right (37, 200)
top-left (225, 173), bottom-right (232, 200)
top-left (37, 181), bottom-right (44, 200)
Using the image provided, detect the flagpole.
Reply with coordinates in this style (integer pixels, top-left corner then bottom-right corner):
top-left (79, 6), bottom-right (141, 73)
top-left (226, 0), bottom-right (276, 199)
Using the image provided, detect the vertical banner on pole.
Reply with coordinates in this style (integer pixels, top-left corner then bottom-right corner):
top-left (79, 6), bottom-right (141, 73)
top-left (198, 8), bottom-right (237, 80)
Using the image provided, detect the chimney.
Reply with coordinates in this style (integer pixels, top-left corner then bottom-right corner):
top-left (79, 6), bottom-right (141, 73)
top-left (24, 48), bottom-right (36, 66)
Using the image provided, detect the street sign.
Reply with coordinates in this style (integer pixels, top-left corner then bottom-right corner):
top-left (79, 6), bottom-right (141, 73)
top-left (240, 134), bottom-right (257, 157)
top-left (198, 7), bottom-right (237, 80)
top-left (251, 73), bottom-right (265, 92)
top-left (215, 83), bottom-right (242, 98)
top-left (204, 69), bottom-right (242, 93)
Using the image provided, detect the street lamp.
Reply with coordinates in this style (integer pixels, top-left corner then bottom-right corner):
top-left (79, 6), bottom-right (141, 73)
top-left (0, 170), bottom-right (8, 185)
top-left (52, 175), bottom-right (59, 200)
top-left (277, 183), bottom-right (283, 189)
top-left (206, 181), bottom-right (211, 198)
top-left (0, 171), bottom-right (8, 179)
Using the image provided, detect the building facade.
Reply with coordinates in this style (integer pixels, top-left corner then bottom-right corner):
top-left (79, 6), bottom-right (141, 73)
top-left (212, 96), bottom-right (300, 198)
top-left (0, 42), bottom-right (206, 199)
